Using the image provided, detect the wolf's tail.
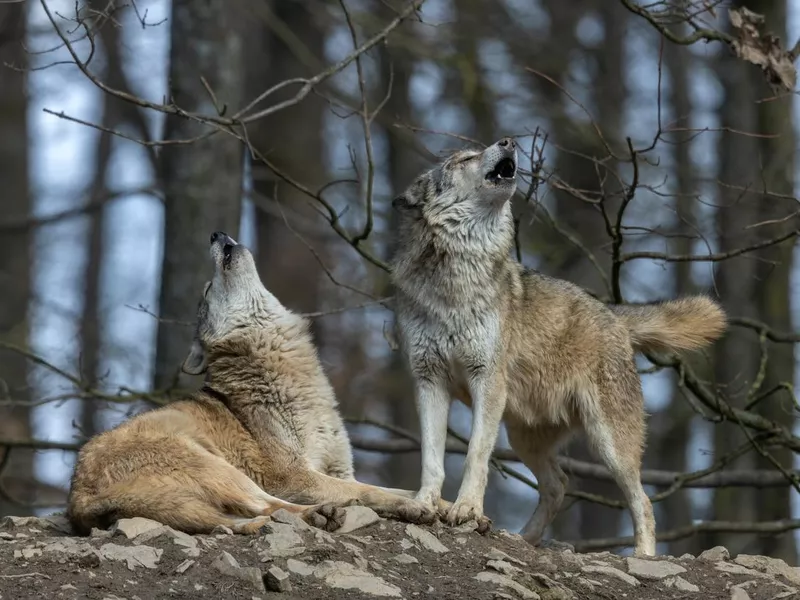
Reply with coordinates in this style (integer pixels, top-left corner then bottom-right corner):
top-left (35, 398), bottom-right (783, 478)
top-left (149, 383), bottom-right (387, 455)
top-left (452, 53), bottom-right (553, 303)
top-left (610, 296), bottom-right (727, 354)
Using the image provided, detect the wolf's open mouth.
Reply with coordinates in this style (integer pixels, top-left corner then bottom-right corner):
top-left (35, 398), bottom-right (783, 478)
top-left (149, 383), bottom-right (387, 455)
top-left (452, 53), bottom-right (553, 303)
top-left (222, 243), bottom-right (234, 268)
top-left (485, 157), bottom-right (516, 182)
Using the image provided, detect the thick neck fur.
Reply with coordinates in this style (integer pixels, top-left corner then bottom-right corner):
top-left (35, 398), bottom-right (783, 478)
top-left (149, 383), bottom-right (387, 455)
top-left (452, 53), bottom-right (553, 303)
top-left (391, 202), bottom-right (516, 309)
top-left (203, 316), bottom-right (337, 412)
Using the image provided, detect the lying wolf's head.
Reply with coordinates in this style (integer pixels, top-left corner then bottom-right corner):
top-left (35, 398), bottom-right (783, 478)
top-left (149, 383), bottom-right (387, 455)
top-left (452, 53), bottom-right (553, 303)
top-left (181, 231), bottom-right (292, 375)
top-left (392, 137), bottom-right (517, 220)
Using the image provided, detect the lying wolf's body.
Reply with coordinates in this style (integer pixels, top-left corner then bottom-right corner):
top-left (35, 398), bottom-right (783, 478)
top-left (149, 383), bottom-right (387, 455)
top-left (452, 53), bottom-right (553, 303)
top-left (390, 138), bottom-right (726, 556)
top-left (68, 232), bottom-right (437, 535)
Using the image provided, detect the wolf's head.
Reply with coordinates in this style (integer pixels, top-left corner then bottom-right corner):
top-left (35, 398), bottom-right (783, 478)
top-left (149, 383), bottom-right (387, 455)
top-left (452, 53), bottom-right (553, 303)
top-left (392, 137), bottom-right (517, 220)
top-left (181, 231), bottom-right (296, 375)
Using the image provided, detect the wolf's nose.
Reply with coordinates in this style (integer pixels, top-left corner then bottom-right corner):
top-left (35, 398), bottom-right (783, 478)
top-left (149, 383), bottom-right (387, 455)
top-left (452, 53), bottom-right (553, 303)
top-left (498, 137), bottom-right (516, 149)
top-left (210, 231), bottom-right (227, 244)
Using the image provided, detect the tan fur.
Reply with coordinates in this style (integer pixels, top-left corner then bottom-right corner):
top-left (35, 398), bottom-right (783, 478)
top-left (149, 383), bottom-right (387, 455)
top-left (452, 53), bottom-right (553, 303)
top-left (68, 233), bottom-right (440, 535)
top-left (610, 296), bottom-right (727, 354)
top-left (390, 140), bottom-right (727, 556)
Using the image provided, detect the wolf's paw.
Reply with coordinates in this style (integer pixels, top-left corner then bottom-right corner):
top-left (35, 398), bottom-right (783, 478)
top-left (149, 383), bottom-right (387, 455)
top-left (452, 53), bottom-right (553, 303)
top-left (435, 498), bottom-right (455, 519)
top-left (375, 498), bottom-right (437, 525)
top-left (444, 499), bottom-right (486, 528)
top-left (302, 500), bottom-right (360, 532)
top-left (231, 516), bottom-right (273, 535)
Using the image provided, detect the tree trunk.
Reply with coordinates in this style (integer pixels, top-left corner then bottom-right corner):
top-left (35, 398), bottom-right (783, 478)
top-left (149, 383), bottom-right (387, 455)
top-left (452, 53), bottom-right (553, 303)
top-left (747, 0), bottom-right (797, 564)
top-left (0, 0), bottom-right (33, 515)
top-left (708, 3), bottom-right (761, 555)
top-left (656, 27), bottom-right (695, 557)
top-left (153, 0), bottom-right (244, 391)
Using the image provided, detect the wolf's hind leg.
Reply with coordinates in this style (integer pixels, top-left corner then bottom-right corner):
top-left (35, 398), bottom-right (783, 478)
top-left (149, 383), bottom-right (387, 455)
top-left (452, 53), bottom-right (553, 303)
top-left (582, 387), bottom-right (656, 557)
top-left (506, 423), bottom-right (570, 545)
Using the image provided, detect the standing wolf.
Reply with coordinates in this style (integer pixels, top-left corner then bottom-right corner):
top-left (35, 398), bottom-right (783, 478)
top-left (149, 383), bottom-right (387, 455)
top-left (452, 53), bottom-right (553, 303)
top-left (68, 232), bottom-right (438, 534)
top-left (390, 138), bottom-right (726, 556)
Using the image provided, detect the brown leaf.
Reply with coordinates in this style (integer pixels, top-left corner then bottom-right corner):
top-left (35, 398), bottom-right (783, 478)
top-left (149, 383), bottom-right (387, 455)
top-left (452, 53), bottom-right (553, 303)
top-left (728, 7), bottom-right (797, 93)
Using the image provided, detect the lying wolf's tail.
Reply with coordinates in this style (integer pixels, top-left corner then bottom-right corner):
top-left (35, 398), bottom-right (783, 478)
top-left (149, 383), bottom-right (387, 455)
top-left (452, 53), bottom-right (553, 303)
top-left (610, 296), bottom-right (727, 354)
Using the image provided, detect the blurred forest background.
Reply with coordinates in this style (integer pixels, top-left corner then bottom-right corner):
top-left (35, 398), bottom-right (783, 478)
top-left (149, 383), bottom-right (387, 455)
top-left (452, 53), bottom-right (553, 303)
top-left (1, 0), bottom-right (800, 561)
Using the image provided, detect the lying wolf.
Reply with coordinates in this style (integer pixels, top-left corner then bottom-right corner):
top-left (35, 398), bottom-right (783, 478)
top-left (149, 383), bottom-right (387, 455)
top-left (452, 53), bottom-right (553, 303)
top-left (68, 232), bottom-right (437, 535)
top-left (390, 138), bottom-right (726, 556)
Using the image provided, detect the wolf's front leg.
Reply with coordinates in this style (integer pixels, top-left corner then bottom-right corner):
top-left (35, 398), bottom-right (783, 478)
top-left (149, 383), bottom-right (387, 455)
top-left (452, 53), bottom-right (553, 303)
top-left (413, 378), bottom-right (451, 509)
top-left (446, 371), bottom-right (507, 526)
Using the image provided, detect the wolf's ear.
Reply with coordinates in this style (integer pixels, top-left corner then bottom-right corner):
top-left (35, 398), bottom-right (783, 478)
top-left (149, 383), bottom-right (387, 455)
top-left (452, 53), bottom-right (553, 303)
top-left (181, 339), bottom-right (207, 375)
top-left (392, 195), bottom-right (410, 210)
top-left (392, 193), bottom-right (422, 213)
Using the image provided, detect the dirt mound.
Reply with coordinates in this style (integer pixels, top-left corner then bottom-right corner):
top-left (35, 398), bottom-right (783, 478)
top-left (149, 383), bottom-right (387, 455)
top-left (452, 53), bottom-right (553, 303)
top-left (0, 512), bottom-right (797, 600)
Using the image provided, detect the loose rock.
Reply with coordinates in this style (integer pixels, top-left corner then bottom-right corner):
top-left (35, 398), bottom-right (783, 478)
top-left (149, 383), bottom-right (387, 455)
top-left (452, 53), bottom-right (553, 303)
top-left (211, 551), bottom-right (265, 593)
top-left (392, 553), bottom-right (418, 565)
top-left (405, 524), bottom-right (449, 554)
top-left (98, 543), bottom-right (162, 571)
top-left (265, 566), bottom-right (292, 593)
top-left (662, 575), bottom-right (700, 592)
top-left (313, 560), bottom-right (401, 597)
top-left (581, 565), bottom-right (640, 587)
top-left (286, 558), bottom-right (314, 577)
top-left (733, 554), bottom-right (800, 585)
top-left (698, 546), bottom-right (730, 562)
top-left (626, 556), bottom-right (687, 580)
top-left (475, 571), bottom-right (540, 599)
top-left (730, 586), bottom-right (752, 600)
top-left (260, 522), bottom-right (306, 558)
top-left (111, 518), bottom-right (164, 540)
top-left (336, 506), bottom-right (382, 534)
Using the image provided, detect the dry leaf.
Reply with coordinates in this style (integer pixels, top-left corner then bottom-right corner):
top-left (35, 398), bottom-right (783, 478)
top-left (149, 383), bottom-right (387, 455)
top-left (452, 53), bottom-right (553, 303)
top-left (728, 7), bottom-right (797, 93)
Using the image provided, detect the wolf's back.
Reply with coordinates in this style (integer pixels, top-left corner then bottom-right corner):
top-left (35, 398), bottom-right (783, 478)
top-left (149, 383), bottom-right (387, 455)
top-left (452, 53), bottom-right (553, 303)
top-left (610, 296), bottom-right (726, 354)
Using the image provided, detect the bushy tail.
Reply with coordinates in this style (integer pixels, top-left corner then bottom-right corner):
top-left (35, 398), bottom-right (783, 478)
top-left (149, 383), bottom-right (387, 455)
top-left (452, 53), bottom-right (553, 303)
top-left (610, 296), bottom-right (727, 354)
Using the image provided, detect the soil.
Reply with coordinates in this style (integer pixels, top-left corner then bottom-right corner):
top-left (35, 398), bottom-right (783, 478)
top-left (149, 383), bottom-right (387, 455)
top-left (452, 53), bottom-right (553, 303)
top-left (0, 513), bottom-right (796, 600)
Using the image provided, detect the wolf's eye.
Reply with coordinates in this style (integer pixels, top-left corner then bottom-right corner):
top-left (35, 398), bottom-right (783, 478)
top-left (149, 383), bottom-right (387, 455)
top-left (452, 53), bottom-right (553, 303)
top-left (454, 153), bottom-right (479, 165)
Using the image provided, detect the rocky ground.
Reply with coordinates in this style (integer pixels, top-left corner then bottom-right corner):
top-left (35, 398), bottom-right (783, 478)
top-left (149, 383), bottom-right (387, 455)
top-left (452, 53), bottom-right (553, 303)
top-left (0, 511), bottom-right (797, 600)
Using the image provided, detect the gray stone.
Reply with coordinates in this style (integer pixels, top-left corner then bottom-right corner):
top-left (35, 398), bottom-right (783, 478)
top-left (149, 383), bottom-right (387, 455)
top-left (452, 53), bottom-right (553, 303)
top-left (336, 506), bottom-right (382, 534)
top-left (98, 543), bottom-right (162, 570)
top-left (475, 571), bottom-right (540, 599)
top-left (211, 551), bottom-right (265, 593)
top-left (392, 553), bottom-right (418, 565)
top-left (111, 518), bottom-right (164, 540)
top-left (452, 520), bottom-right (480, 533)
top-left (175, 559), bottom-right (195, 574)
top-left (715, 562), bottom-right (767, 578)
top-left (286, 558), bottom-right (314, 577)
top-left (405, 524), bottom-right (449, 554)
top-left (43, 537), bottom-right (101, 560)
top-left (733, 554), bottom-right (800, 585)
top-left (265, 566), bottom-right (292, 593)
top-left (260, 522), bottom-right (306, 558)
top-left (484, 547), bottom-right (526, 566)
top-left (1, 515), bottom-right (72, 534)
top-left (90, 527), bottom-right (112, 539)
top-left (270, 509), bottom-right (314, 532)
top-left (487, 559), bottom-right (522, 576)
top-left (679, 553), bottom-right (696, 560)
top-left (662, 575), bottom-right (699, 592)
top-left (313, 560), bottom-right (401, 597)
top-left (400, 538), bottom-right (414, 551)
top-left (730, 586), bottom-right (752, 600)
top-left (698, 546), bottom-right (730, 562)
top-left (581, 565), bottom-right (640, 587)
top-left (539, 539), bottom-right (575, 552)
top-left (626, 557), bottom-right (686, 580)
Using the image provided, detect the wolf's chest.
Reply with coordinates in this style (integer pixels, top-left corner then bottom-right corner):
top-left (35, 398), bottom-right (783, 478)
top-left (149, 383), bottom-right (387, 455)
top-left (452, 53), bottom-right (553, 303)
top-left (398, 299), bottom-right (502, 366)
